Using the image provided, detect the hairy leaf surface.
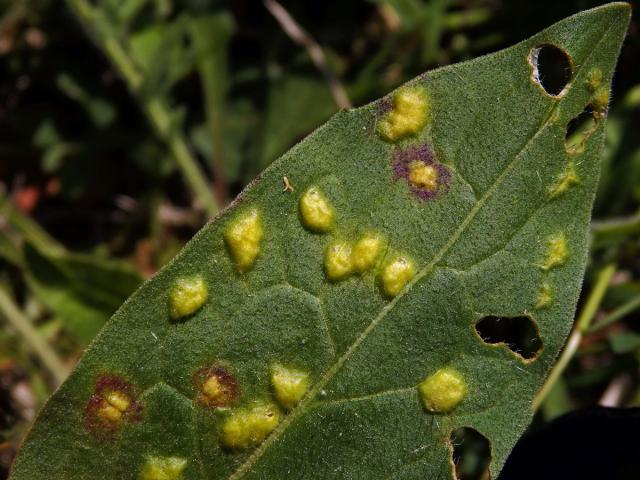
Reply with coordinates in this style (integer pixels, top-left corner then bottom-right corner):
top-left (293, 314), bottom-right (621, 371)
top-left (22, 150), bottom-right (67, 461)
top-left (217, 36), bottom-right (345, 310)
top-left (10, 5), bottom-right (630, 479)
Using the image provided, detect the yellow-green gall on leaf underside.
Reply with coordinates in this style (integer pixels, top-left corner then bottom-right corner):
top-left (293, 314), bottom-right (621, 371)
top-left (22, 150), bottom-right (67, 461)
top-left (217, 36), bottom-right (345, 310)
top-left (97, 391), bottom-right (131, 423)
top-left (270, 364), bottom-right (310, 410)
top-left (168, 276), bottom-right (208, 319)
top-left (299, 187), bottom-right (334, 232)
top-left (539, 233), bottom-right (569, 271)
top-left (351, 233), bottom-right (384, 273)
top-left (220, 403), bottom-right (281, 450)
top-left (549, 162), bottom-right (580, 199)
top-left (418, 368), bottom-right (467, 413)
top-left (535, 283), bottom-right (553, 309)
top-left (324, 241), bottom-right (353, 281)
top-left (586, 68), bottom-right (603, 91)
top-left (377, 87), bottom-right (430, 142)
top-left (380, 256), bottom-right (415, 298)
top-left (591, 86), bottom-right (610, 112)
top-left (224, 209), bottom-right (263, 272)
top-left (139, 456), bottom-right (187, 480)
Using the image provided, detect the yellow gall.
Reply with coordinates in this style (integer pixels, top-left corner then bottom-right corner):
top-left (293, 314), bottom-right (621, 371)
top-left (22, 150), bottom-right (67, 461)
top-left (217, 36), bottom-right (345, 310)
top-left (408, 161), bottom-right (438, 191)
top-left (324, 241), bottom-right (353, 282)
top-left (591, 86), bottom-right (610, 112)
top-left (270, 364), bottom-right (310, 410)
top-left (549, 162), bottom-right (580, 199)
top-left (97, 404), bottom-right (123, 423)
top-left (225, 209), bottom-right (263, 272)
top-left (195, 365), bottom-right (239, 408)
top-left (539, 233), bottom-right (569, 271)
top-left (351, 233), bottom-right (384, 273)
top-left (380, 256), bottom-right (415, 298)
top-left (535, 283), bottom-right (553, 309)
top-left (139, 456), bottom-right (187, 480)
top-left (418, 367), bottom-right (467, 413)
top-left (168, 276), bottom-right (208, 320)
top-left (97, 390), bottom-right (131, 423)
top-left (377, 87), bottom-right (430, 142)
top-left (585, 68), bottom-right (602, 92)
top-left (220, 403), bottom-right (281, 450)
top-left (299, 187), bottom-right (334, 232)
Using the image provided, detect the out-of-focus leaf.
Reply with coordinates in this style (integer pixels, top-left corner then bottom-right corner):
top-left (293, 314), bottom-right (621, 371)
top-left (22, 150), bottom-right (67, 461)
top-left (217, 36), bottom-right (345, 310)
top-left (56, 73), bottom-right (116, 128)
top-left (188, 13), bottom-right (234, 177)
top-left (252, 75), bottom-right (336, 178)
top-left (128, 18), bottom-right (195, 99)
top-left (609, 331), bottom-right (640, 354)
top-left (190, 99), bottom-right (256, 184)
top-left (23, 243), bottom-right (142, 345)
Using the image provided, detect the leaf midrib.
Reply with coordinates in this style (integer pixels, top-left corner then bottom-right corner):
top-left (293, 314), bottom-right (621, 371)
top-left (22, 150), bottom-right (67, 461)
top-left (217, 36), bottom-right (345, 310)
top-left (226, 19), bottom-right (616, 479)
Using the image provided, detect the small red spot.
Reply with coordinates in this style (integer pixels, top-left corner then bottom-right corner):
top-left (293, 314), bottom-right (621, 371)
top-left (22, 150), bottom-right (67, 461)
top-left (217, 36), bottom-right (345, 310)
top-left (82, 375), bottom-right (142, 440)
top-left (392, 144), bottom-right (451, 201)
top-left (193, 364), bottom-right (239, 409)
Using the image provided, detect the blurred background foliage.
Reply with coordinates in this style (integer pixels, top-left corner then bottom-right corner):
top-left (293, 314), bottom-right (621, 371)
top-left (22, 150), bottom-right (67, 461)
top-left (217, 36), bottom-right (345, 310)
top-left (0, 0), bottom-right (638, 478)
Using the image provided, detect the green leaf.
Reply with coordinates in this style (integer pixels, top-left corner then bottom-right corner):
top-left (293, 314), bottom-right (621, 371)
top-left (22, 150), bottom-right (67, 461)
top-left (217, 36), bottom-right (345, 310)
top-left (252, 75), bottom-right (337, 178)
top-left (23, 242), bottom-right (143, 345)
top-left (9, 5), bottom-right (630, 479)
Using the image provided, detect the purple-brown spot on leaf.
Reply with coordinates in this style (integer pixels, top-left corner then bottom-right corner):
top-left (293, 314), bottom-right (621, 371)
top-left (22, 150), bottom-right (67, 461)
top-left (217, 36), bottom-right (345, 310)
top-left (392, 144), bottom-right (451, 200)
top-left (83, 375), bottom-right (142, 440)
top-left (194, 364), bottom-right (239, 409)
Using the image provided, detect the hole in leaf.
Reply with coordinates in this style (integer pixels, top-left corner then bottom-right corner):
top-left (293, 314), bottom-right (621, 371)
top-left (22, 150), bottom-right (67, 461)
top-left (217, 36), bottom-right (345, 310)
top-left (450, 427), bottom-right (492, 480)
top-left (565, 106), bottom-right (597, 154)
top-left (530, 44), bottom-right (572, 96)
top-left (475, 315), bottom-right (542, 360)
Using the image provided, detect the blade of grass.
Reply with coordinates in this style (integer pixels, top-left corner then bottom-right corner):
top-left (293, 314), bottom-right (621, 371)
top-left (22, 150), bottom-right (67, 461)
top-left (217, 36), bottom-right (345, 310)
top-left (588, 294), bottom-right (640, 334)
top-left (591, 210), bottom-right (640, 246)
top-left (0, 287), bottom-right (69, 386)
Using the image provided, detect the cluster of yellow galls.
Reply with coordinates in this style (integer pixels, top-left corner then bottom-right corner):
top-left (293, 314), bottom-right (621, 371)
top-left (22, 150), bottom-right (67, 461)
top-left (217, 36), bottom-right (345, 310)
top-left (96, 390), bottom-right (131, 423)
top-left (158, 84), bottom-right (470, 458)
top-left (299, 187), bottom-right (417, 298)
top-left (220, 364), bottom-right (309, 449)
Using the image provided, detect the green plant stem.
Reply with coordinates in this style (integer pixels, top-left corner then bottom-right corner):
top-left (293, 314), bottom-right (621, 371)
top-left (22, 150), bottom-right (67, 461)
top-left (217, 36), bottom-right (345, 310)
top-left (0, 288), bottom-right (69, 385)
top-left (588, 295), bottom-right (640, 334)
top-left (532, 263), bottom-right (616, 410)
top-left (65, 0), bottom-right (220, 216)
